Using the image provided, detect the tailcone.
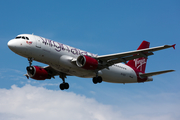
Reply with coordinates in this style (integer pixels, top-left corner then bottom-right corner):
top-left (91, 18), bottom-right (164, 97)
top-left (147, 76), bottom-right (153, 81)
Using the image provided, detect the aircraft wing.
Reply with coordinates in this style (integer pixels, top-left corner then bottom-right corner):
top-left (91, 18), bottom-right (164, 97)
top-left (44, 66), bottom-right (71, 77)
top-left (97, 44), bottom-right (175, 69)
top-left (43, 66), bottom-right (61, 77)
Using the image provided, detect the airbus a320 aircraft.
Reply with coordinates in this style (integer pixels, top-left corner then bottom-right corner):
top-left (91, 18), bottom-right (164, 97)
top-left (8, 34), bottom-right (175, 90)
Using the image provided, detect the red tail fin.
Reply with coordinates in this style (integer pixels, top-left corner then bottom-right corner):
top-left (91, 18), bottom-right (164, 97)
top-left (126, 41), bottom-right (150, 73)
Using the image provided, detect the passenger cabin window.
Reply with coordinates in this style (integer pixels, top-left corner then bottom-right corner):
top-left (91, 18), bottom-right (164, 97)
top-left (15, 36), bottom-right (29, 40)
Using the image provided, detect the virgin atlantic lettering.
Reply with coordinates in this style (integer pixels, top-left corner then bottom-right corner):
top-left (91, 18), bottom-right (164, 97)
top-left (39, 36), bottom-right (97, 58)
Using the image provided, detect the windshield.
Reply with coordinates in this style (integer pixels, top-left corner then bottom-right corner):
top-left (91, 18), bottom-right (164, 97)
top-left (15, 36), bottom-right (29, 40)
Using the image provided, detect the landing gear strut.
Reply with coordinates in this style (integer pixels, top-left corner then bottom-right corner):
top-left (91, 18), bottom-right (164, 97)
top-left (92, 72), bottom-right (102, 84)
top-left (26, 58), bottom-right (34, 73)
top-left (25, 58), bottom-right (34, 79)
top-left (28, 57), bottom-right (33, 66)
top-left (59, 73), bottom-right (69, 90)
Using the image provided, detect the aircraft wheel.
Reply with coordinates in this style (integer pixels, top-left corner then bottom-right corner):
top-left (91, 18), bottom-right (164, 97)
top-left (59, 83), bottom-right (69, 90)
top-left (97, 76), bottom-right (102, 83)
top-left (59, 83), bottom-right (65, 90)
top-left (93, 77), bottom-right (98, 84)
top-left (93, 76), bottom-right (102, 84)
top-left (64, 83), bottom-right (69, 89)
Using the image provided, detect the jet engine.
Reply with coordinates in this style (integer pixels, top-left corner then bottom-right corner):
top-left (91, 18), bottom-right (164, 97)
top-left (26, 66), bottom-right (49, 80)
top-left (76, 55), bottom-right (98, 70)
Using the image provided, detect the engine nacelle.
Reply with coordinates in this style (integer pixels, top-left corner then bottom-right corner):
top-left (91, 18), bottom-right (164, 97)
top-left (26, 66), bottom-right (49, 80)
top-left (76, 55), bottom-right (98, 70)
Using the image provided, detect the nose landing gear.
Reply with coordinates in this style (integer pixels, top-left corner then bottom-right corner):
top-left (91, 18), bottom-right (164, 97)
top-left (25, 57), bottom-right (34, 79)
top-left (28, 57), bottom-right (33, 67)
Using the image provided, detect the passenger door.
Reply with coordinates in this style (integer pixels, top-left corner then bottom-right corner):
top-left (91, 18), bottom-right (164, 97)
top-left (34, 36), bottom-right (41, 48)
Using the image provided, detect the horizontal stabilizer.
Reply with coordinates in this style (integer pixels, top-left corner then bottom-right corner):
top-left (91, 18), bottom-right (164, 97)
top-left (140, 70), bottom-right (175, 77)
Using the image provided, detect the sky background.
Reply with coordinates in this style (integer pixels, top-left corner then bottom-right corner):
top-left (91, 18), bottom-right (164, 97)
top-left (0, 0), bottom-right (180, 120)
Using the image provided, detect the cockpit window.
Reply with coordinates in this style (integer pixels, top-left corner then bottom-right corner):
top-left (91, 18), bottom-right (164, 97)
top-left (15, 36), bottom-right (21, 39)
top-left (15, 36), bottom-right (29, 40)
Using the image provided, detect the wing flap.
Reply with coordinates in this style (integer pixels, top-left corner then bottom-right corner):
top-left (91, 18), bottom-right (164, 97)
top-left (98, 52), bottom-right (154, 69)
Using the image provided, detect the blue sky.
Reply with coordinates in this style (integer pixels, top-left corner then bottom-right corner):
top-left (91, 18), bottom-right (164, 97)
top-left (0, 0), bottom-right (180, 120)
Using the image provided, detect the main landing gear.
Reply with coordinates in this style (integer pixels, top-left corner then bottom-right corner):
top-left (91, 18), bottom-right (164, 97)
top-left (59, 73), bottom-right (69, 90)
top-left (92, 71), bottom-right (103, 84)
top-left (92, 76), bottom-right (102, 84)
top-left (59, 75), bottom-right (102, 90)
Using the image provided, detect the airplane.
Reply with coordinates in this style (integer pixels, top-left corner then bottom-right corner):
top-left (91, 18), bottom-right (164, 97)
top-left (7, 34), bottom-right (176, 90)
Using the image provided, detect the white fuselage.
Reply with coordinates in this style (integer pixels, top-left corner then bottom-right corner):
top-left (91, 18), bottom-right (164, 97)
top-left (8, 34), bottom-right (138, 83)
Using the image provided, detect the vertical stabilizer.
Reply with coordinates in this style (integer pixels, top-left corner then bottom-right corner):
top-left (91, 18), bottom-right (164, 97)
top-left (126, 41), bottom-right (150, 73)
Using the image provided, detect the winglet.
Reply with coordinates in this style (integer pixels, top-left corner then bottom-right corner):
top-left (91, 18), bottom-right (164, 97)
top-left (172, 44), bottom-right (176, 49)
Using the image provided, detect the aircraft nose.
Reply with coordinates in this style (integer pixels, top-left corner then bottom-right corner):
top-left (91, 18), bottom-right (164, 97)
top-left (7, 39), bottom-right (28, 55)
top-left (8, 39), bottom-right (15, 48)
top-left (7, 39), bottom-right (16, 49)
top-left (7, 39), bottom-right (20, 52)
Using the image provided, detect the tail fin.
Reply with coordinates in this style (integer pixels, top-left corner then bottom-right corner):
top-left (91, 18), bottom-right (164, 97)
top-left (126, 41), bottom-right (150, 73)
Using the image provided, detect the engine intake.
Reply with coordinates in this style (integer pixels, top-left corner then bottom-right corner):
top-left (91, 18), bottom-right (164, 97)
top-left (76, 55), bottom-right (98, 70)
top-left (26, 66), bottom-right (49, 80)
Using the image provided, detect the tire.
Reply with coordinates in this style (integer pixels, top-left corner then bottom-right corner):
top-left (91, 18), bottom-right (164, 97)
top-left (93, 77), bottom-right (98, 84)
top-left (97, 76), bottom-right (102, 83)
top-left (64, 83), bottom-right (69, 89)
top-left (59, 83), bottom-right (64, 90)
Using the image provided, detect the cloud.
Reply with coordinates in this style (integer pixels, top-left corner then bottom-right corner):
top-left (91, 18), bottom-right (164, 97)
top-left (0, 84), bottom-right (179, 120)
top-left (0, 84), bottom-right (122, 120)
